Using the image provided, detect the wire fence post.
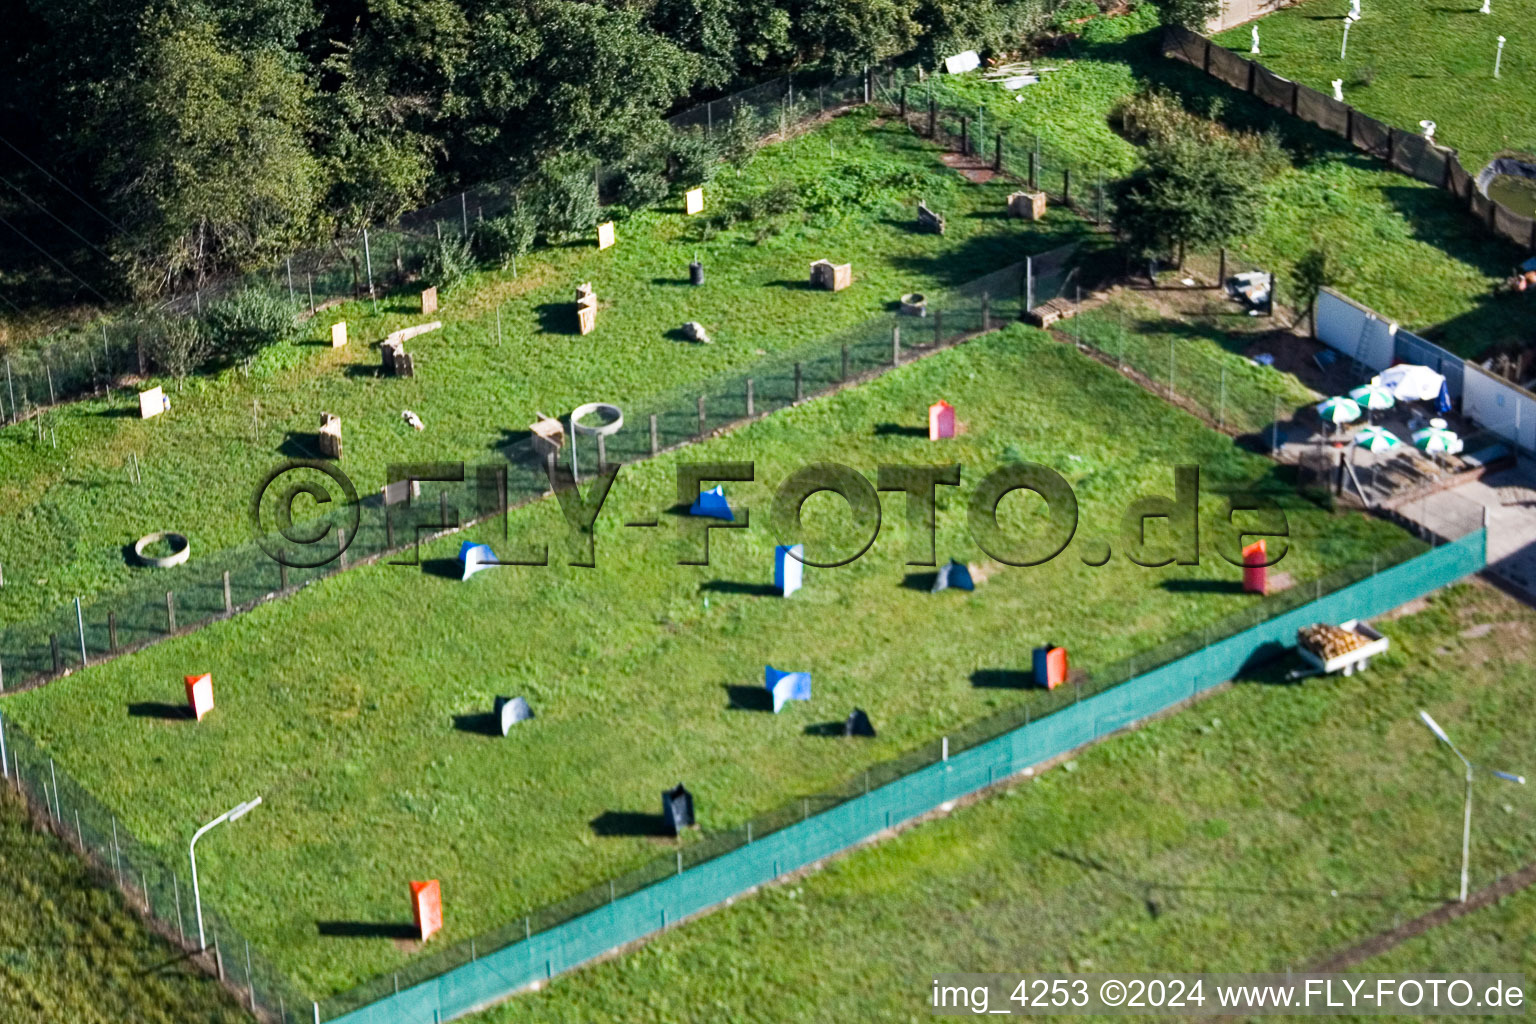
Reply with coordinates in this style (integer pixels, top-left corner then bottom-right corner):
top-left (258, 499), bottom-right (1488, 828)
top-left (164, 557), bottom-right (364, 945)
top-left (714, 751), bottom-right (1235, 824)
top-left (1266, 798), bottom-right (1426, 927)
top-left (75, 597), bottom-right (87, 667)
top-left (649, 414), bottom-right (658, 455)
top-left (362, 229), bottom-right (377, 314)
top-left (166, 591), bottom-right (176, 633)
top-left (1219, 366), bottom-right (1227, 430)
top-left (746, 378), bottom-right (755, 417)
top-left (286, 258), bottom-right (296, 307)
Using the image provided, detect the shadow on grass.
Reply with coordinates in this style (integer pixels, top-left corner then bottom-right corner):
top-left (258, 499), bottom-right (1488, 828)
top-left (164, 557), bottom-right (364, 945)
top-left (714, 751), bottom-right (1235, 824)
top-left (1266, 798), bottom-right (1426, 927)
top-left (900, 571), bottom-right (940, 591)
top-left (699, 580), bottom-right (779, 596)
top-left (803, 721), bottom-right (848, 737)
top-left (970, 668), bottom-right (1033, 689)
top-left (763, 279), bottom-right (818, 291)
top-left (723, 684), bottom-right (772, 712)
top-left (343, 365), bottom-right (384, 379)
top-left (589, 810), bottom-right (671, 837)
top-left (534, 302), bottom-right (581, 336)
top-left (127, 702), bottom-right (191, 720)
top-left (875, 423), bottom-right (928, 437)
top-left (317, 921), bottom-right (419, 940)
top-left (1053, 848), bottom-right (1441, 904)
top-left (452, 712), bottom-right (500, 737)
top-left (278, 432), bottom-right (324, 459)
top-left (1160, 579), bottom-right (1245, 594)
top-left (421, 557), bottom-right (463, 580)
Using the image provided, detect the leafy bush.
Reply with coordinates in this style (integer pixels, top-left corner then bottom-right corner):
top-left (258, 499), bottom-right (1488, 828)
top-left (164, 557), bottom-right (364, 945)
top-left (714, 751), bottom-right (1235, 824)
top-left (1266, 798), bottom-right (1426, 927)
top-left (742, 181), bottom-right (802, 221)
top-left (617, 164), bottom-right (671, 212)
top-left (144, 314), bottom-right (210, 381)
top-left (1081, 3), bottom-right (1159, 42)
top-left (422, 232), bottom-right (476, 293)
top-left (1114, 89), bottom-right (1289, 178)
top-left (477, 206), bottom-right (537, 268)
top-left (202, 287), bottom-right (295, 361)
top-left (1052, 0), bottom-right (1101, 31)
top-left (1156, 0), bottom-right (1219, 28)
top-left (720, 107), bottom-right (767, 166)
top-left (669, 129), bottom-right (722, 189)
top-left (528, 156), bottom-right (602, 241)
top-left (800, 160), bottom-right (933, 213)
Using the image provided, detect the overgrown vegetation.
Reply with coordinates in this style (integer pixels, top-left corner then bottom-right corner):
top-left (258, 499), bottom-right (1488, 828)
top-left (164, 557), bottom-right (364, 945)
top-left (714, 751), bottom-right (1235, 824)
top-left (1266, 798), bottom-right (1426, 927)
top-left (0, 0), bottom-right (1067, 302)
top-left (1111, 91), bottom-right (1285, 266)
top-left (0, 793), bottom-right (248, 1024)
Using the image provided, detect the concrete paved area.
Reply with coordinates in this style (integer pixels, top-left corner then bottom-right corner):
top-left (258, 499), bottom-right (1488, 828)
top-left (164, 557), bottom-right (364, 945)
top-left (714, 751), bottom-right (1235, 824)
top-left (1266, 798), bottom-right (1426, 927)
top-left (1394, 459), bottom-right (1536, 602)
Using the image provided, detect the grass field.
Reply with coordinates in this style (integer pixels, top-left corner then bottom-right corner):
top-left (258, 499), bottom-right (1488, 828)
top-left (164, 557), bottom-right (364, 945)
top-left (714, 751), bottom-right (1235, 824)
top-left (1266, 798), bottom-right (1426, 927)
top-left (927, 17), bottom-right (1530, 356)
top-left (0, 793), bottom-right (247, 1024)
top-left (457, 581), bottom-right (1536, 1023)
top-left (3, 322), bottom-right (1412, 996)
top-left (0, 107), bottom-right (1085, 633)
top-left (1215, 0), bottom-right (1536, 173)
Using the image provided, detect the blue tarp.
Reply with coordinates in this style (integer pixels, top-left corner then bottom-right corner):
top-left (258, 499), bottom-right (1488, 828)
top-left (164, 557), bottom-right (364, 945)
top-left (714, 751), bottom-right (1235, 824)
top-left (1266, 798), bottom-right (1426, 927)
top-left (932, 559), bottom-right (974, 592)
top-left (459, 542), bottom-right (498, 580)
top-left (689, 485), bottom-right (734, 521)
top-left (765, 665), bottom-right (812, 713)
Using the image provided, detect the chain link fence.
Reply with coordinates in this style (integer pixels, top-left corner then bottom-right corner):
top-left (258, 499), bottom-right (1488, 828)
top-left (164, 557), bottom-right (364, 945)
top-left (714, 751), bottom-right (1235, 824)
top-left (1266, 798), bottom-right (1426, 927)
top-left (0, 257), bottom-right (1045, 691)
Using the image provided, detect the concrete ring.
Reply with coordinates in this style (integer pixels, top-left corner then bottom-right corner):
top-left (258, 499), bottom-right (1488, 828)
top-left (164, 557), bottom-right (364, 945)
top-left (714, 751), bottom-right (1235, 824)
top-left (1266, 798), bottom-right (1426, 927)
top-left (570, 402), bottom-right (624, 436)
top-left (132, 531), bottom-right (191, 568)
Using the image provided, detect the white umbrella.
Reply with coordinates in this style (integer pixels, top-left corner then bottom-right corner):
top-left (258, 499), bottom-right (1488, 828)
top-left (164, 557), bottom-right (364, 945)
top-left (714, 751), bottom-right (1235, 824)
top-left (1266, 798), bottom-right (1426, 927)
top-left (1349, 380), bottom-right (1396, 411)
top-left (1316, 396), bottom-right (1362, 425)
top-left (1354, 426), bottom-right (1401, 453)
top-left (1379, 364), bottom-right (1446, 402)
top-left (1413, 418), bottom-right (1459, 453)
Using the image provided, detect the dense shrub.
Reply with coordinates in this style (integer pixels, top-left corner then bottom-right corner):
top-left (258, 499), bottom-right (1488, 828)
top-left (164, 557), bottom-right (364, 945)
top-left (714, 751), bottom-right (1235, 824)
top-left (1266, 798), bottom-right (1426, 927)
top-left (477, 206), bottom-right (537, 268)
top-left (669, 129), bottom-right (723, 188)
top-left (528, 157), bottom-right (602, 241)
top-left (421, 233), bottom-right (476, 293)
top-left (202, 287), bottom-right (295, 361)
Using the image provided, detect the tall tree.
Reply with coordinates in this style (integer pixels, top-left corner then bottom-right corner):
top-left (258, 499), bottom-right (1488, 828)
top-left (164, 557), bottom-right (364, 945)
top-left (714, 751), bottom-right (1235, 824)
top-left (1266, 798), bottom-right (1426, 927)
top-left (1111, 134), bottom-right (1266, 268)
top-left (99, 18), bottom-right (322, 293)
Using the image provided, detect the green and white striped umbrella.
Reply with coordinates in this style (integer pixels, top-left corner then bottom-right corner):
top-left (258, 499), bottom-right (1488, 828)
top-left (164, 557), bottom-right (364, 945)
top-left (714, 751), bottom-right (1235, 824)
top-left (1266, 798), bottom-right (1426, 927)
top-left (1412, 421), bottom-right (1459, 453)
top-left (1348, 380), bottom-right (1396, 412)
top-left (1354, 426), bottom-right (1401, 453)
top-left (1316, 396), bottom-right (1362, 425)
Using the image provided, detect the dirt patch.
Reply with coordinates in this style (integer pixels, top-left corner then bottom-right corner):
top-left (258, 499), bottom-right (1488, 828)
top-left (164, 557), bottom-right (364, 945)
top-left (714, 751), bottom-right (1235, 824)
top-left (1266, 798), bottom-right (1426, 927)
top-left (1460, 622), bottom-right (1495, 639)
top-left (938, 151), bottom-right (999, 183)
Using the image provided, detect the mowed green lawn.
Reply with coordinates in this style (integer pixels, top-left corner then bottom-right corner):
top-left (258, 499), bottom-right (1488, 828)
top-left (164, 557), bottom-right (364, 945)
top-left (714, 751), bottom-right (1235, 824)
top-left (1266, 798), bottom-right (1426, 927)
top-left (0, 107), bottom-right (1084, 632)
top-left (930, 17), bottom-right (1529, 355)
top-left (4, 324), bottom-right (1409, 996)
top-left (0, 793), bottom-right (247, 1024)
top-left (1216, 0), bottom-right (1536, 173)
top-left (466, 582), bottom-right (1536, 1024)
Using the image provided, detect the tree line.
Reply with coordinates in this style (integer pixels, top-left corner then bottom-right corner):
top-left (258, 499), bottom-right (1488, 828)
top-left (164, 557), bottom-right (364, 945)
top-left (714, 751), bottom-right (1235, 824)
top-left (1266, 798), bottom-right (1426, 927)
top-left (1, 0), bottom-right (1075, 301)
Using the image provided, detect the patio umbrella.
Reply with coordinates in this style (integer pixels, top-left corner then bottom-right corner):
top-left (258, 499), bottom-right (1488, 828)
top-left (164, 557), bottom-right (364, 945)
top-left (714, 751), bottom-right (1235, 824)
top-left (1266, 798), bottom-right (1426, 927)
top-left (1316, 396), bottom-right (1362, 425)
top-left (1354, 426), bottom-right (1401, 453)
top-left (1379, 364), bottom-right (1446, 402)
top-left (1412, 418), bottom-right (1459, 453)
top-left (1348, 380), bottom-right (1396, 412)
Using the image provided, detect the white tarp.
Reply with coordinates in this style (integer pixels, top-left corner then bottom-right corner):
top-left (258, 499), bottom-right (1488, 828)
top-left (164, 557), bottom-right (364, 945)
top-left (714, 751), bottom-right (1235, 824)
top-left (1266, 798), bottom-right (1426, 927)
top-left (944, 50), bottom-right (980, 75)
